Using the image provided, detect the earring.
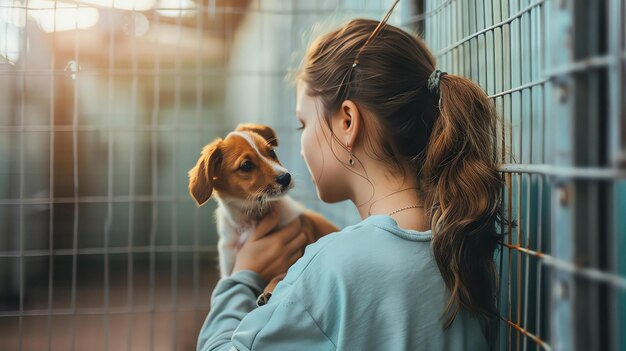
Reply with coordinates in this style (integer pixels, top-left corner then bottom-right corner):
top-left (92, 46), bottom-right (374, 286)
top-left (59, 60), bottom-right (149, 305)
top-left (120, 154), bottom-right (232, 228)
top-left (347, 144), bottom-right (354, 166)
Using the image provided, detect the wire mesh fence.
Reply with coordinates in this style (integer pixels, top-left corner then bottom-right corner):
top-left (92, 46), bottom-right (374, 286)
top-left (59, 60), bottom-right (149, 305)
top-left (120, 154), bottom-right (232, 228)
top-left (0, 0), bottom-right (624, 350)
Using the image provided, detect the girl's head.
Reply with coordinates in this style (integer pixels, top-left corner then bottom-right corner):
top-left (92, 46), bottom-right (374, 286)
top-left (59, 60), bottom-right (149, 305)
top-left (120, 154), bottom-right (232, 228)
top-left (296, 18), bottom-right (506, 329)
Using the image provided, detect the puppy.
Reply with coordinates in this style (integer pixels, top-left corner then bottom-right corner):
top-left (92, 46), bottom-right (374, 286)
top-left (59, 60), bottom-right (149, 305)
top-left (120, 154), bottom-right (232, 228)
top-left (188, 123), bottom-right (338, 281)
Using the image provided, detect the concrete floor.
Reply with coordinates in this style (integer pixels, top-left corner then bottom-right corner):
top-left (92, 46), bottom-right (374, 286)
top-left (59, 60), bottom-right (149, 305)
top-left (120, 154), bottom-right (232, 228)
top-left (0, 255), bottom-right (221, 351)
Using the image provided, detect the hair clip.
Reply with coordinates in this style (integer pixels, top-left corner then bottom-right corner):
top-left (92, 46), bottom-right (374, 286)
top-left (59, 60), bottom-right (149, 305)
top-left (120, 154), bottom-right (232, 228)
top-left (353, 0), bottom-right (400, 67)
top-left (342, 0), bottom-right (400, 99)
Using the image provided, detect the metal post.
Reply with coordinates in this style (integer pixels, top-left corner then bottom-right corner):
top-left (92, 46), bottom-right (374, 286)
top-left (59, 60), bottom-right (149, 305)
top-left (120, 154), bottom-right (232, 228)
top-left (547, 0), bottom-right (621, 350)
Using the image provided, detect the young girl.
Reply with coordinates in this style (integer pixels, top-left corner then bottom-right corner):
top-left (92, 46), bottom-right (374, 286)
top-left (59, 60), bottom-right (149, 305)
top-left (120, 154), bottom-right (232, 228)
top-left (197, 17), bottom-right (504, 351)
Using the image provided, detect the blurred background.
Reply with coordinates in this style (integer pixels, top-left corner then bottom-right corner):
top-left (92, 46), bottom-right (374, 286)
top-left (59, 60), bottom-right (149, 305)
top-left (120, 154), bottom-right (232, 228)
top-left (0, 0), bottom-right (624, 350)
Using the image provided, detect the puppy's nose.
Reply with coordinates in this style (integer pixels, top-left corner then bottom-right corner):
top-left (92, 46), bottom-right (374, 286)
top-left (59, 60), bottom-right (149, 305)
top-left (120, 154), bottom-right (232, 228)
top-left (276, 173), bottom-right (291, 187)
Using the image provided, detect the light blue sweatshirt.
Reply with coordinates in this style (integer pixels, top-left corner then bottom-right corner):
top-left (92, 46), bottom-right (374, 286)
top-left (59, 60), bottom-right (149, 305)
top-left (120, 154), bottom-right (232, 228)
top-left (197, 214), bottom-right (491, 351)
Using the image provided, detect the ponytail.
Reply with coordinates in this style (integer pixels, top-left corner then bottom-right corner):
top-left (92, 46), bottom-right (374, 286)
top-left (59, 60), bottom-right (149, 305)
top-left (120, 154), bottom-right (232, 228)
top-left (421, 73), bottom-right (506, 328)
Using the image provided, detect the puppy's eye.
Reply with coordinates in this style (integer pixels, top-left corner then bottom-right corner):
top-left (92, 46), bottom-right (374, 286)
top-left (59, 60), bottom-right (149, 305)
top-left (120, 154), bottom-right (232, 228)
top-left (239, 161), bottom-right (254, 172)
top-left (268, 149), bottom-right (277, 159)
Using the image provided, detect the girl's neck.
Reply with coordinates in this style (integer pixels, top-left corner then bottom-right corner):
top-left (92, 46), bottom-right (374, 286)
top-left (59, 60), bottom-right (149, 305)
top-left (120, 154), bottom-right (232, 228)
top-left (351, 174), bottom-right (429, 232)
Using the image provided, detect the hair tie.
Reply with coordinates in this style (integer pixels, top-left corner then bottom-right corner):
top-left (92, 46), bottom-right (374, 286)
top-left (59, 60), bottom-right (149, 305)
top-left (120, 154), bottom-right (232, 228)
top-left (427, 69), bottom-right (447, 96)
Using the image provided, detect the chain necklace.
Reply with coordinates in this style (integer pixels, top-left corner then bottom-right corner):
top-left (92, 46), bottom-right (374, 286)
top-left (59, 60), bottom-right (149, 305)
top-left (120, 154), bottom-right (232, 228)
top-left (388, 204), bottom-right (424, 216)
top-left (366, 187), bottom-right (422, 216)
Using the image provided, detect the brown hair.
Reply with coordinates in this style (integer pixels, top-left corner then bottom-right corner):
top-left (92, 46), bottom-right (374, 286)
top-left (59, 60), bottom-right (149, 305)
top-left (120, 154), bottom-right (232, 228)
top-left (298, 18), bottom-right (508, 329)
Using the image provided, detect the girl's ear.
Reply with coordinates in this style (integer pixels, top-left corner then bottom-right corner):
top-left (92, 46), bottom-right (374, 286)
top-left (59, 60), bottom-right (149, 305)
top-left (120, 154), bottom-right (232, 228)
top-left (338, 100), bottom-right (361, 148)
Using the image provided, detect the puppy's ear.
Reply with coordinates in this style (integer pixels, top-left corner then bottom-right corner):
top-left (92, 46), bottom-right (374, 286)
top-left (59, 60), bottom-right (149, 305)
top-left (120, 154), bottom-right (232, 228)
top-left (235, 123), bottom-right (278, 147)
top-left (188, 138), bottom-right (223, 206)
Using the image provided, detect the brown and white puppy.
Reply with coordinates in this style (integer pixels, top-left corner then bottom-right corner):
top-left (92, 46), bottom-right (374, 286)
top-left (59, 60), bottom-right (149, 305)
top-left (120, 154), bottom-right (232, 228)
top-left (188, 123), bottom-right (338, 280)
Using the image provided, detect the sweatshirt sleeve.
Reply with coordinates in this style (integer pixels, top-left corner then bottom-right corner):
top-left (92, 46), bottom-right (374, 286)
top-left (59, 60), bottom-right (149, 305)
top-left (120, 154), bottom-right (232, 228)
top-left (196, 268), bottom-right (336, 351)
top-left (196, 232), bottom-right (343, 350)
top-left (196, 269), bottom-right (267, 351)
top-left (230, 281), bottom-right (336, 351)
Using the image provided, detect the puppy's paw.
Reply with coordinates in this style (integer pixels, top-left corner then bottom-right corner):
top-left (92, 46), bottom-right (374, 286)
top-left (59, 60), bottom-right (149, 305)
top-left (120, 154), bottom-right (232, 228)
top-left (264, 272), bottom-right (287, 294)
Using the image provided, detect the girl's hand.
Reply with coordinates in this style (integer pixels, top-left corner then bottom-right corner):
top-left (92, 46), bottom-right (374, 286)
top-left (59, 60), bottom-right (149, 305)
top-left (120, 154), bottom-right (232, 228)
top-left (232, 211), bottom-right (309, 285)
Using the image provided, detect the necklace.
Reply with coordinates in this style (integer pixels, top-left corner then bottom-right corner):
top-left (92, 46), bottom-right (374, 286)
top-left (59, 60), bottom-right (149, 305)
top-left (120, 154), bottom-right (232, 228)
top-left (367, 187), bottom-right (419, 216)
top-left (388, 204), bottom-right (424, 216)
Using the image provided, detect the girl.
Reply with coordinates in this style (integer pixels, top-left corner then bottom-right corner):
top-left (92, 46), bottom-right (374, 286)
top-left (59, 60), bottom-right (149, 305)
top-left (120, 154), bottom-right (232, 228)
top-left (197, 16), bottom-right (505, 351)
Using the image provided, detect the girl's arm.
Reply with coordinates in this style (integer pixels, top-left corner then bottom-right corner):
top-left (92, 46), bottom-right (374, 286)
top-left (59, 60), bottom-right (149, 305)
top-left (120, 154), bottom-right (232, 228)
top-left (197, 270), bottom-right (265, 350)
top-left (197, 269), bottom-right (336, 351)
